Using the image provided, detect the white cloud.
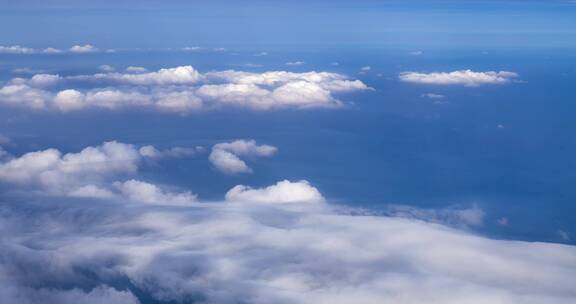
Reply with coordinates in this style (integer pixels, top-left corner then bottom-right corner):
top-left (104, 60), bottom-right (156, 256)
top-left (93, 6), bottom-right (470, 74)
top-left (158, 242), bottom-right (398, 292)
top-left (0, 84), bottom-right (50, 109)
top-left (1, 66), bottom-right (368, 112)
top-left (421, 93), bottom-right (445, 99)
top-left (226, 180), bottom-right (325, 204)
top-left (42, 47), bottom-right (63, 54)
top-left (98, 65), bottom-right (115, 72)
top-left (114, 179), bottom-right (197, 205)
top-left (209, 139), bottom-right (277, 174)
top-left (0, 45), bottom-right (36, 54)
top-left (69, 44), bottom-right (99, 53)
top-left (1, 198), bottom-right (575, 303)
top-left (361, 66), bottom-right (371, 71)
top-left (409, 50), bottom-right (423, 55)
top-left (125, 66), bottom-right (148, 73)
top-left (385, 204), bottom-right (486, 227)
top-left (286, 61), bottom-right (304, 66)
top-left (74, 66), bottom-right (201, 85)
top-left (0, 141), bottom-right (142, 193)
top-left (400, 70), bottom-right (518, 86)
top-left (139, 145), bottom-right (204, 159)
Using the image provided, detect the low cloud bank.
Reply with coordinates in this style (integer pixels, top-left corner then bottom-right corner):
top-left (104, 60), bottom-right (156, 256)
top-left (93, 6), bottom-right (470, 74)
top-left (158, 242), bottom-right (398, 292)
top-left (0, 198), bottom-right (575, 304)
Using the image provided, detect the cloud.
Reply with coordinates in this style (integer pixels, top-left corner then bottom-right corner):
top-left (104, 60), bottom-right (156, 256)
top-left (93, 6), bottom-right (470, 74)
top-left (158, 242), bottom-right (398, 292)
top-left (409, 50), bottom-right (423, 55)
top-left (360, 66), bottom-right (371, 71)
top-left (0, 45), bottom-right (36, 54)
top-left (384, 204), bottom-right (486, 227)
top-left (69, 44), bottom-right (99, 53)
top-left (114, 179), bottom-right (197, 205)
top-left (226, 180), bottom-right (325, 204)
top-left (421, 93), bottom-right (445, 99)
top-left (139, 145), bottom-right (204, 159)
top-left (125, 66), bottom-right (148, 73)
top-left (400, 70), bottom-right (518, 86)
top-left (209, 139), bottom-right (277, 174)
top-left (0, 66), bottom-right (369, 112)
top-left (0, 141), bottom-right (141, 192)
top-left (98, 65), bottom-right (115, 72)
top-left (286, 61), bottom-right (304, 66)
top-left (0, 198), bottom-right (575, 304)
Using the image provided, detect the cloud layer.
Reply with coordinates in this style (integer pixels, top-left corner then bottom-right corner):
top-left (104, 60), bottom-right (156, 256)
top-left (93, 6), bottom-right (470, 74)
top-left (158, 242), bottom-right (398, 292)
top-left (399, 70), bottom-right (518, 86)
top-left (1, 198), bottom-right (575, 304)
top-left (0, 66), bottom-right (369, 113)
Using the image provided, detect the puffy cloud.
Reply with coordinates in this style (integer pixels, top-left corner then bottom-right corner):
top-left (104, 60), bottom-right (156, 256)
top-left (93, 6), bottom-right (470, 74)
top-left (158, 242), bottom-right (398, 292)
top-left (28, 74), bottom-right (61, 87)
top-left (1, 66), bottom-right (368, 112)
top-left (226, 180), bottom-right (325, 204)
top-left (209, 139), bottom-right (277, 174)
top-left (0, 84), bottom-right (50, 109)
top-left (73, 66), bottom-right (201, 85)
top-left (0, 141), bottom-right (141, 193)
top-left (0, 199), bottom-right (575, 304)
top-left (114, 179), bottom-right (197, 205)
top-left (69, 44), bottom-right (99, 53)
top-left (399, 70), bottom-right (518, 86)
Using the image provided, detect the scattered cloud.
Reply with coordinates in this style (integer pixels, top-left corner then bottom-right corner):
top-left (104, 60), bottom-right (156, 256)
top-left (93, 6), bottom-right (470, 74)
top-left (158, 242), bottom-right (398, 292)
top-left (409, 50), bottom-right (423, 55)
top-left (226, 180), bottom-right (325, 204)
top-left (98, 65), bottom-right (115, 72)
top-left (209, 139), bottom-right (277, 174)
top-left (286, 61), bottom-right (304, 66)
top-left (125, 66), bottom-right (148, 73)
top-left (385, 204), bottom-right (486, 227)
top-left (69, 44), bottom-right (99, 53)
top-left (114, 179), bottom-right (197, 205)
top-left (0, 66), bottom-right (369, 113)
top-left (360, 66), bottom-right (371, 71)
top-left (400, 70), bottom-right (518, 86)
top-left (0, 45), bottom-right (36, 54)
top-left (421, 93), bottom-right (445, 99)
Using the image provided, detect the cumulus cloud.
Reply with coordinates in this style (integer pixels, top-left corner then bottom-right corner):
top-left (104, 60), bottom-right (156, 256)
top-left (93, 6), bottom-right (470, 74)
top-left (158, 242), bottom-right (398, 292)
top-left (114, 179), bottom-right (197, 205)
top-left (0, 198), bottom-right (575, 304)
top-left (399, 70), bottom-right (518, 86)
top-left (69, 44), bottom-right (99, 53)
top-left (0, 66), bottom-right (368, 112)
top-left (209, 139), bottom-right (277, 174)
top-left (0, 141), bottom-right (201, 197)
top-left (226, 180), bottom-right (325, 204)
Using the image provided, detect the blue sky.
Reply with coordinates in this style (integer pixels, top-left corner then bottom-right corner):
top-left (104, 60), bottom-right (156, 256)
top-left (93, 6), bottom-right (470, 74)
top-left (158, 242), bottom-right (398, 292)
top-left (1, 1), bottom-right (576, 303)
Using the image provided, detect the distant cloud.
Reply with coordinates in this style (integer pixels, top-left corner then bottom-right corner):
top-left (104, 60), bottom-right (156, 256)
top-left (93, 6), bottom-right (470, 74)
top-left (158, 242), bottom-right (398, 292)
top-left (360, 66), bottom-right (371, 71)
top-left (209, 139), bottom-right (277, 174)
top-left (400, 70), bottom-right (518, 86)
top-left (0, 45), bottom-right (36, 54)
top-left (182, 46), bottom-right (201, 51)
top-left (385, 204), bottom-right (486, 227)
top-left (421, 93), bottom-right (445, 99)
top-left (286, 61), bottom-right (304, 66)
top-left (98, 65), bottom-right (115, 72)
top-left (409, 50), bottom-right (423, 55)
top-left (0, 66), bottom-right (369, 112)
top-left (69, 44), bottom-right (99, 53)
top-left (125, 66), bottom-right (148, 73)
top-left (139, 145), bottom-right (204, 159)
top-left (226, 180), bottom-right (325, 204)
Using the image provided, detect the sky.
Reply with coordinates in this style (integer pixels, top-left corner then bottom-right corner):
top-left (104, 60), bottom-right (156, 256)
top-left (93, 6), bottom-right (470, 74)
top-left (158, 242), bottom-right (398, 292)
top-left (1, 1), bottom-right (576, 303)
